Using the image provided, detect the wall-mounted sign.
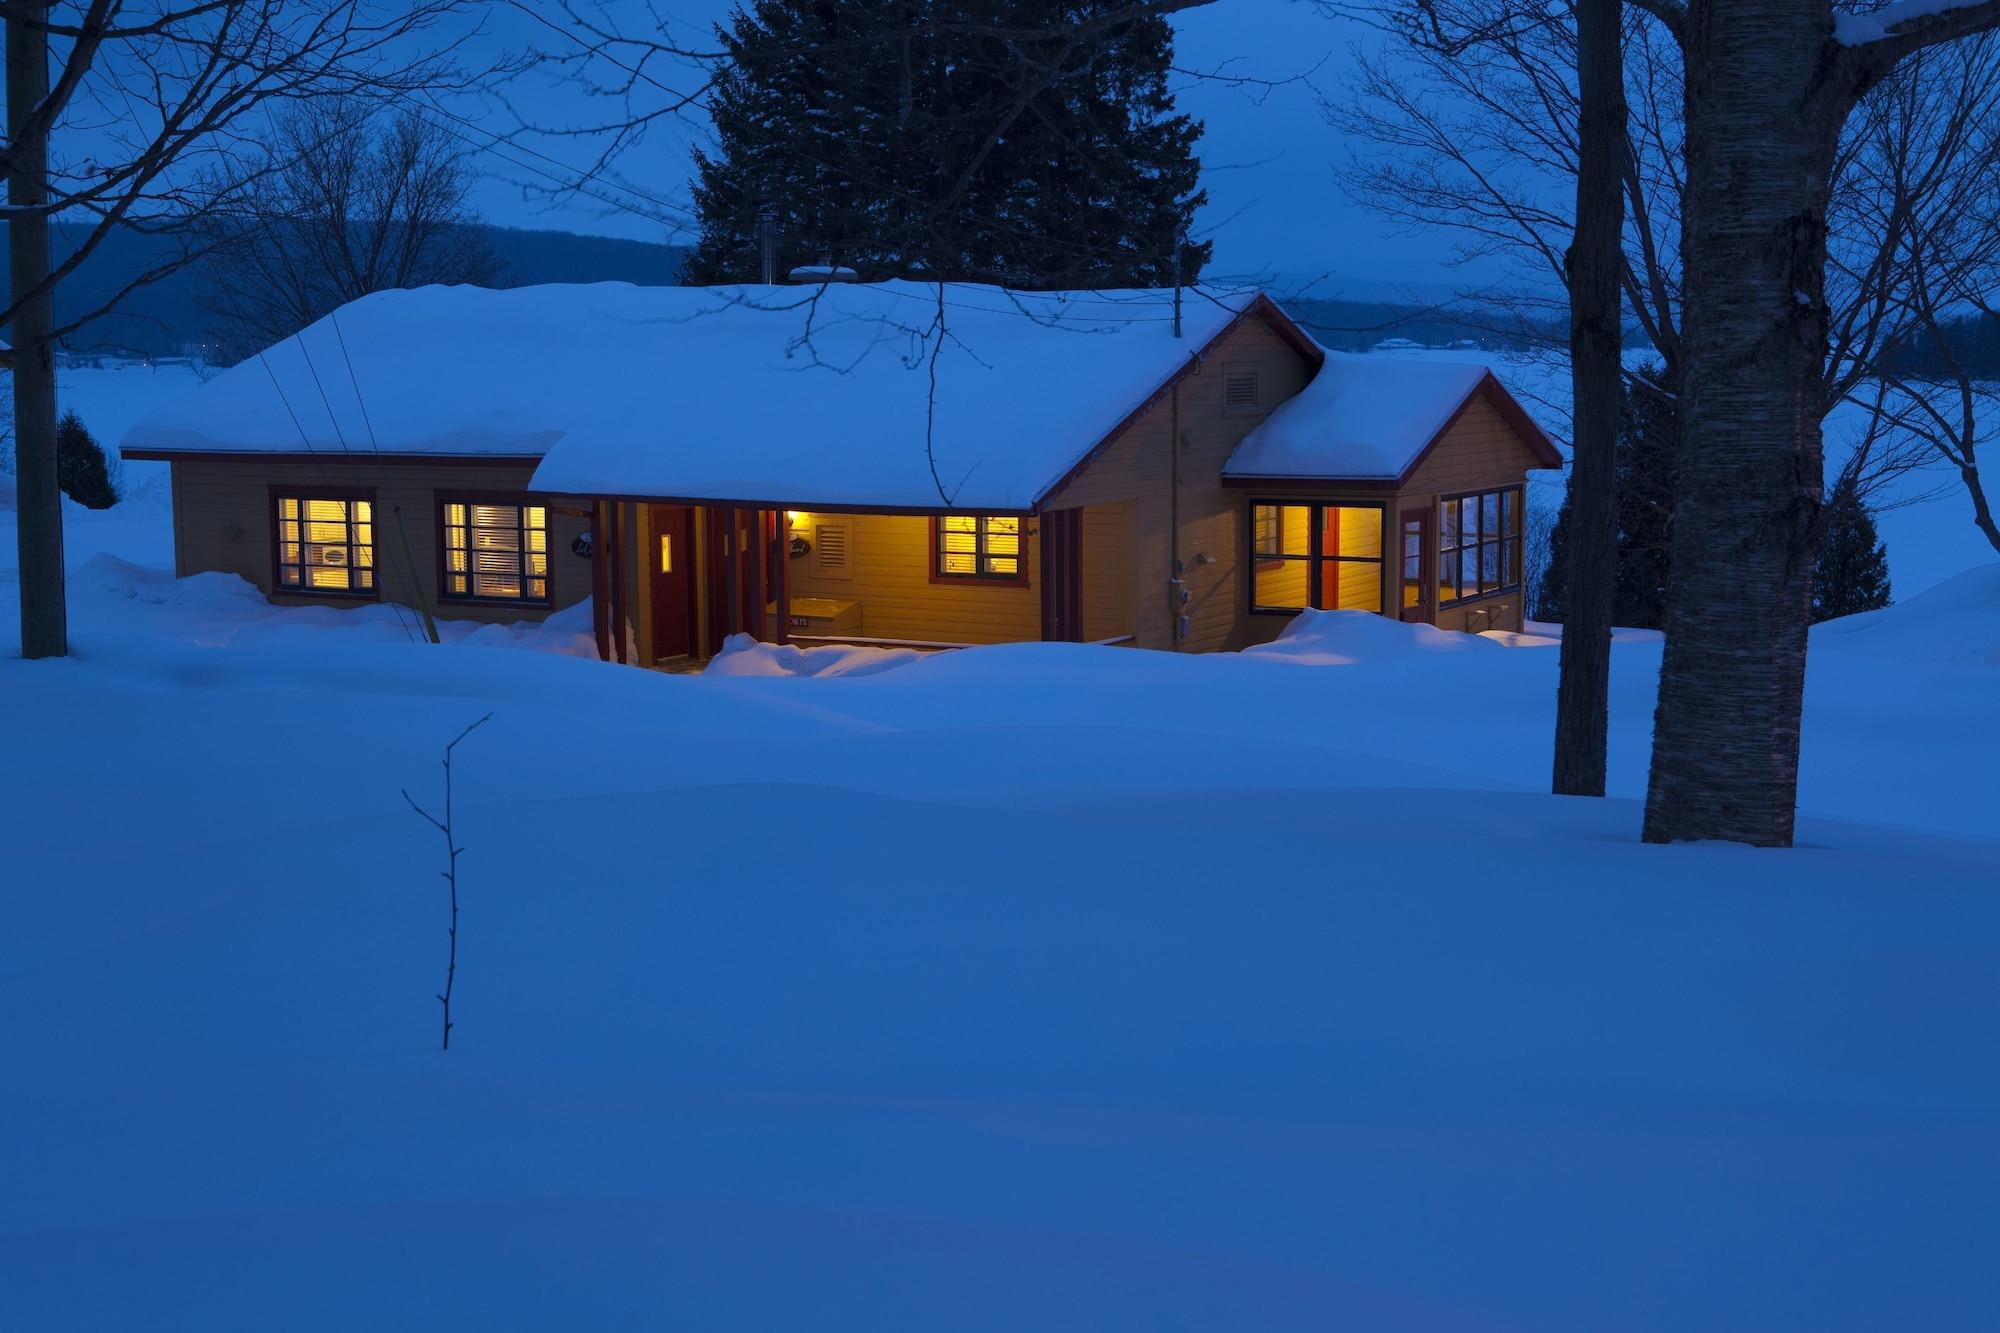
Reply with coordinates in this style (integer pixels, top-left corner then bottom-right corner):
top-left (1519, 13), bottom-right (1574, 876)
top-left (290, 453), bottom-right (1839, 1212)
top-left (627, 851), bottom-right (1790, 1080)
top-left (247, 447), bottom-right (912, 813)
top-left (571, 532), bottom-right (594, 558)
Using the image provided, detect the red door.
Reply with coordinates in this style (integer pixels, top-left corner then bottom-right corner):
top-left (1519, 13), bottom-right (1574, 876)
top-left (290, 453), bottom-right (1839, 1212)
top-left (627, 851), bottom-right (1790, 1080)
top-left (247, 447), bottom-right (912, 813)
top-left (1400, 507), bottom-right (1434, 624)
top-left (650, 505), bottom-right (695, 659)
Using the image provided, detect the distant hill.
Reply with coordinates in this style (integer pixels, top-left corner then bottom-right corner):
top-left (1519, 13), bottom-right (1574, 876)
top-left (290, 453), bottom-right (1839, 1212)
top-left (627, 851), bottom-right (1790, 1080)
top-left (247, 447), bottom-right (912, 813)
top-left (4, 221), bottom-right (687, 358)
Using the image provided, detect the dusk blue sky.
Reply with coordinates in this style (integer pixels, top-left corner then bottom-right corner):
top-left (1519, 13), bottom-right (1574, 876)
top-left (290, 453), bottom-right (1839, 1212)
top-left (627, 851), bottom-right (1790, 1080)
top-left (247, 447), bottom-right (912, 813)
top-left (453, 0), bottom-right (1488, 294)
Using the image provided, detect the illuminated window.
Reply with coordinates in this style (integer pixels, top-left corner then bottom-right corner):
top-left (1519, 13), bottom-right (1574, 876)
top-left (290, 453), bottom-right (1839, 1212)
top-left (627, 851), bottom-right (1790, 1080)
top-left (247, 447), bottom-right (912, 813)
top-left (1248, 501), bottom-right (1384, 614)
top-left (441, 497), bottom-right (550, 603)
top-left (1438, 486), bottom-right (1522, 606)
top-left (275, 493), bottom-right (375, 596)
top-left (935, 514), bottom-right (1024, 581)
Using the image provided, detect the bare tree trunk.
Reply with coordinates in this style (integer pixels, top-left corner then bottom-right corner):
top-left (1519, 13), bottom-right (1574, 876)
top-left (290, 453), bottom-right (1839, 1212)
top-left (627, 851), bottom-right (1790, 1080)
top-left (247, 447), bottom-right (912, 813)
top-left (1552, 0), bottom-right (1626, 797)
top-left (1642, 0), bottom-right (1847, 847)
top-left (7, 8), bottom-right (64, 660)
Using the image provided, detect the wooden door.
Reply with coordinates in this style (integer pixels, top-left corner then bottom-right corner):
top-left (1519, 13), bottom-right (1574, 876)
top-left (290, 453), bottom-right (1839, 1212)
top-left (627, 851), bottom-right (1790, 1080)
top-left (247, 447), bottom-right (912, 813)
top-left (649, 505), bottom-right (695, 659)
top-left (1400, 507), bottom-right (1435, 624)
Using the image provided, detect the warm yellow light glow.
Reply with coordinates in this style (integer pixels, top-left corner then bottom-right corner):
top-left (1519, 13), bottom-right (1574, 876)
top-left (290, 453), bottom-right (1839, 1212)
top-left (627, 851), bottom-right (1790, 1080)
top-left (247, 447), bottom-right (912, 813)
top-left (659, 534), bottom-right (674, 573)
top-left (786, 510), bottom-right (808, 527)
top-left (439, 497), bottom-right (548, 602)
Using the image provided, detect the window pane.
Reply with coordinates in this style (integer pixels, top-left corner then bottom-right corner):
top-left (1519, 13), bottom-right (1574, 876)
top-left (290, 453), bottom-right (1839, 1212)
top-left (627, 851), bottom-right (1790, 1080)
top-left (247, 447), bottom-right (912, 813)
top-left (942, 515), bottom-right (978, 533)
top-left (1252, 504), bottom-right (1281, 556)
top-left (1253, 557), bottom-right (1310, 609)
top-left (1500, 537), bottom-right (1518, 589)
top-left (1480, 540), bottom-right (1500, 593)
top-left (1321, 559), bottom-right (1382, 612)
top-left (985, 556), bottom-right (1019, 575)
top-left (1278, 506), bottom-right (1310, 557)
top-left (1480, 492), bottom-right (1499, 540)
top-left (1323, 506), bottom-right (1381, 560)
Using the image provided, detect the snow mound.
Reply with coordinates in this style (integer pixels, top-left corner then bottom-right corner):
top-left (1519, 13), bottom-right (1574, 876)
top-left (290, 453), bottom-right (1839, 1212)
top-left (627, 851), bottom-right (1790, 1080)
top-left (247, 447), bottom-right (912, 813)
top-left (705, 633), bottom-right (923, 678)
top-left (456, 599), bottom-right (599, 658)
top-left (81, 554), bottom-right (270, 613)
top-left (1241, 608), bottom-right (1504, 666)
top-left (1812, 563), bottom-right (2000, 666)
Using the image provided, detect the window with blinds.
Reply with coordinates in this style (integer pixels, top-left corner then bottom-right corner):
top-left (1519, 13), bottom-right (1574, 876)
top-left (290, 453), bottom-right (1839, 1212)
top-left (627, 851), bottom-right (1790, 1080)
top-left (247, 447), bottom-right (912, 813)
top-left (275, 494), bottom-right (375, 595)
top-left (936, 514), bottom-right (1024, 581)
top-left (441, 498), bottom-right (550, 603)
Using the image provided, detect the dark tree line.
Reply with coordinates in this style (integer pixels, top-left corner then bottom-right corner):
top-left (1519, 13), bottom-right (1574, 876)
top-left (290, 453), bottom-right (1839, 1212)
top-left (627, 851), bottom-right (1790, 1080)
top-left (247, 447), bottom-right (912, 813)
top-left (684, 0), bottom-right (1210, 287)
top-left (1884, 313), bottom-right (2000, 380)
top-left (1539, 371), bottom-right (1890, 631)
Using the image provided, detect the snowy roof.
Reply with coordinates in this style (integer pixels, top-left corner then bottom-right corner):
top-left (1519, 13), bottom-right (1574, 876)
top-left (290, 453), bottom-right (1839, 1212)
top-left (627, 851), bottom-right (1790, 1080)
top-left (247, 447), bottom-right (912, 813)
top-left (121, 280), bottom-right (1281, 511)
top-left (1223, 351), bottom-right (1557, 482)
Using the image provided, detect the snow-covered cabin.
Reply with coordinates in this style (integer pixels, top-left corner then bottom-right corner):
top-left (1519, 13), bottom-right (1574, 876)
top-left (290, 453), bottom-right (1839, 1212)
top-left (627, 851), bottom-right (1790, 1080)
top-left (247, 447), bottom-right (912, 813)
top-left (120, 280), bottom-right (1561, 663)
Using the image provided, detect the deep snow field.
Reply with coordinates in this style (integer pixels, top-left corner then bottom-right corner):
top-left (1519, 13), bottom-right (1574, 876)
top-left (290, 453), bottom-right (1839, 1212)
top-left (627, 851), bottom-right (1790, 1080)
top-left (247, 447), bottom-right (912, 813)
top-left (3, 362), bottom-right (1999, 1330)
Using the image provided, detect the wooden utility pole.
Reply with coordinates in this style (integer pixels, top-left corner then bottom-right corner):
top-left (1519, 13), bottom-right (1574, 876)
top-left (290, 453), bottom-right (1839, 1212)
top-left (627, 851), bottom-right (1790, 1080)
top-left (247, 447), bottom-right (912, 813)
top-left (1551, 0), bottom-right (1626, 797)
top-left (8, 2), bottom-right (65, 658)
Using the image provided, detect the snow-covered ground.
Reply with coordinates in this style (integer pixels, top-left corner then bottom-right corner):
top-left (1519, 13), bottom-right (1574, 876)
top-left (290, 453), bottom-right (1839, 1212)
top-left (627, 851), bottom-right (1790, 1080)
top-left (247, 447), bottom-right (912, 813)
top-left (2, 360), bottom-right (1998, 1329)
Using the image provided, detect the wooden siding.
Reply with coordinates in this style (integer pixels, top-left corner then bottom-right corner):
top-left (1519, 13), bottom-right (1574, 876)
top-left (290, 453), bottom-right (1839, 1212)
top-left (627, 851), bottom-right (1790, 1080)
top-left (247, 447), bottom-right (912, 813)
top-left (1046, 315), bottom-right (1316, 651)
top-left (168, 457), bottom-right (590, 625)
top-left (783, 510), bottom-right (1041, 644)
top-left (1079, 502), bottom-right (1137, 641)
top-left (1403, 394), bottom-right (1550, 497)
top-left (1393, 394), bottom-right (1547, 636)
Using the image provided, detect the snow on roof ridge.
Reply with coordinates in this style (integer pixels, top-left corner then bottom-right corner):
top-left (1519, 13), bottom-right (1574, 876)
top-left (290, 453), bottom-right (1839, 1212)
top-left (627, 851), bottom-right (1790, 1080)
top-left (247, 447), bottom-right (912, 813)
top-left (1223, 348), bottom-right (1497, 482)
top-left (122, 279), bottom-right (1276, 511)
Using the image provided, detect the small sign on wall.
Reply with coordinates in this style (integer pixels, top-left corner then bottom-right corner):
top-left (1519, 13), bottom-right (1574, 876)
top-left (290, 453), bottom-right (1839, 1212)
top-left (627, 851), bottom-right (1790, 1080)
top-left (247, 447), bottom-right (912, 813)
top-left (571, 532), bottom-right (593, 559)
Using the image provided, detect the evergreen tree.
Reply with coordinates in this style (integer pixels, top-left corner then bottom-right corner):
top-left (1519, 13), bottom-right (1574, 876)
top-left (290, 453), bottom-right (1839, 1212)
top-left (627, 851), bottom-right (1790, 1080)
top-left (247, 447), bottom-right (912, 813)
top-left (684, 1), bottom-right (1209, 288)
top-left (1811, 475), bottom-right (1892, 623)
top-left (1538, 367), bottom-right (1677, 628)
top-left (55, 410), bottom-right (117, 510)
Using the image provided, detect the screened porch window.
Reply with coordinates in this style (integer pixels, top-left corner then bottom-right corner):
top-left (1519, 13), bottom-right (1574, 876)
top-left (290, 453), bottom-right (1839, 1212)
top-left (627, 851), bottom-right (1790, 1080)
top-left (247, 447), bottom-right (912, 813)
top-left (1249, 502), bottom-right (1384, 613)
top-left (275, 493), bottom-right (375, 596)
top-left (442, 498), bottom-right (550, 603)
top-left (1438, 487), bottom-right (1522, 605)
top-left (936, 514), bottom-right (1024, 581)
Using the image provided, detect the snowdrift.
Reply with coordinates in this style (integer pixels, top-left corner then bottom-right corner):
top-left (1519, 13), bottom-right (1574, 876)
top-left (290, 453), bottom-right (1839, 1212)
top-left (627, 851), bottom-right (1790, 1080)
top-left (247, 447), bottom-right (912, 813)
top-left (1813, 563), bottom-right (2000, 667)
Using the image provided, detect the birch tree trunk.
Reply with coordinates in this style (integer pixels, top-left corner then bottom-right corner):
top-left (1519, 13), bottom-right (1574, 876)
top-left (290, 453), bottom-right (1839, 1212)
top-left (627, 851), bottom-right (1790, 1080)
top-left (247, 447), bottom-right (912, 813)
top-left (1641, 0), bottom-right (1848, 847)
top-left (1552, 0), bottom-right (1627, 797)
top-left (7, 9), bottom-right (64, 660)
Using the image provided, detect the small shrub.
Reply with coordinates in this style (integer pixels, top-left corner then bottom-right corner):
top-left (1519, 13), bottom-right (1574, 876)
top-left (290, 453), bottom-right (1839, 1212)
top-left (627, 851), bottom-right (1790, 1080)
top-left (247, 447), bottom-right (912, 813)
top-left (1812, 476), bottom-right (1893, 623)
top-left (56, 410), bottom-right (118, 509)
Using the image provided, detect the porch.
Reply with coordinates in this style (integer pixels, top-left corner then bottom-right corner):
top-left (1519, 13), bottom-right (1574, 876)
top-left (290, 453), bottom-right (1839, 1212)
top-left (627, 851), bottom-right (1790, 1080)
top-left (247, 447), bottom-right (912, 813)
top-left (587, 501), bottom-right (1138, 667)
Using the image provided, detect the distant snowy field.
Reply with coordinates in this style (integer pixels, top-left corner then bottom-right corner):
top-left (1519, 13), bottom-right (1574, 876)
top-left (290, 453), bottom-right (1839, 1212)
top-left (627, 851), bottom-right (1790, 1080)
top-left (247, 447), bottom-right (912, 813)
top-left (3, 357), bottom-right (1998, 1330)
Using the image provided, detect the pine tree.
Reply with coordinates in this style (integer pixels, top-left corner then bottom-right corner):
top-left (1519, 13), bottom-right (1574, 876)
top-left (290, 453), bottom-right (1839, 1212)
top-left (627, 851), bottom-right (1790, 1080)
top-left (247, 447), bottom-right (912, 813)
top-left (55, 410), bottom-right (117, 510)
top-left (1811, 476), bottom-right (1892, 623)
top-left (683, 1), bottom-right (1210, 288)
top-left (1537, 367), bottom-right (1677, 629)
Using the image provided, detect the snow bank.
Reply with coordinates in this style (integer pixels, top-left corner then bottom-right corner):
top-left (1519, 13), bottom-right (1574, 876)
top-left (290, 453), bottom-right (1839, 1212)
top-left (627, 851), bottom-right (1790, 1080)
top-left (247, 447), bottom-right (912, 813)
top-left (1241, 607), bottom-right (1503, 665)
top-left (705, 632), bottom-right (923, 677)
top-left (1813, 562), bottom-right (2000, 666)
top-left (72, 554), bottom-right (600, 659)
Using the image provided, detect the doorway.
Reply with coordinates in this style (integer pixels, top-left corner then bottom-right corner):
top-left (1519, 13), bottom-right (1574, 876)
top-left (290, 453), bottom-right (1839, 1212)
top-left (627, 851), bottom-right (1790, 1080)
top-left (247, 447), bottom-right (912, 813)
top-left (649, 505), bottom-right (695, 660)
top-left (1400, 507), bottom-right (1434, 624)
